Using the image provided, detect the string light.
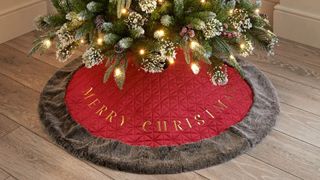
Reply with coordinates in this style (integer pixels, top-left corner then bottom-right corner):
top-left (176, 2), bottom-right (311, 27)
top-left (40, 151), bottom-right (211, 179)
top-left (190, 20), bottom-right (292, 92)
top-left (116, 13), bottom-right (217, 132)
top-left (158, 0), bottom-right (164, 3)
top-left (155, 29), bottom-right (165, 38)
top-left (229, 9), bottom-right (234, 15)
top-left (43, 39), bottom-right (52, 49)
top-left (190, 41), bottom-right (199, 49)
top-left (114, 68), bottom-right (122, 77)
top-left (121, 8), bottom-right (128, 14)
top-left (200, 0), bottom-right (206, 3)
top-left (240, 43), bottom-right (246, 49)
top-left (254, 8), bottom-right (260, 15)
top-left (158, 29), bottom-right (165, 36)
top-left (139, 49), bottom-right (146, 55)
top-left (168, 57), bottom-right (175, 64)
top-left (97, 38), bottom-right (104, 45)
top-left (80, 39), bottom-right (85, 44)
top-left (191, 63), bottom-right (200, 75)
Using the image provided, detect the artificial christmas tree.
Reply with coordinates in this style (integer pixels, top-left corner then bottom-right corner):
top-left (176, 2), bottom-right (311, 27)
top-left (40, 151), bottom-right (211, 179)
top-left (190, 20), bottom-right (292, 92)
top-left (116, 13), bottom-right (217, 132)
top-left (31, 0), bottom-right (278, 89)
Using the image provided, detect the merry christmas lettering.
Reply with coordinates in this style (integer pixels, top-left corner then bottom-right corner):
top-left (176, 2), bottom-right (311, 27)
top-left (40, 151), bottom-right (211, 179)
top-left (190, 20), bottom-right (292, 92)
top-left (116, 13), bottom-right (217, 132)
top-left (83, 87), bottom-right (230, 132)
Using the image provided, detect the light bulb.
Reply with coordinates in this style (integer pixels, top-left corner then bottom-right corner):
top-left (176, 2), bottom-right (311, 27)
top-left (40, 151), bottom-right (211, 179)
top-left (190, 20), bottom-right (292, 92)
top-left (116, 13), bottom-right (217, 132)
top-left (43, 39), bottom-right (52, 49)
top-left (190, 41), bottom-right (199, 49)
top-left (154, 29), bottom-right (165, 39)
top-left (168, 57), bottom-right (175, 64)
top-left (121, 8), bottom-right (128, 14)
top-left (240, 43), bottom-right (246, 49)
top-left (114, 68), bottom-right (122, 77)
top-left (200, 0), bottom-right (206, 3)
top-left (229, 9), bottom-right (234, 15)
top-left (158, 30), bottom-right (165, 36)
top-left (191, 63), bottom-right (200, 75)
top-left (97, 38), bottom-right (103, 45)
top-left (139, 49), bottom-right (145, 55)
top-left (255, 8), bottom-right (260, 14)
top-left (80, 39), bottom-right (85, 44)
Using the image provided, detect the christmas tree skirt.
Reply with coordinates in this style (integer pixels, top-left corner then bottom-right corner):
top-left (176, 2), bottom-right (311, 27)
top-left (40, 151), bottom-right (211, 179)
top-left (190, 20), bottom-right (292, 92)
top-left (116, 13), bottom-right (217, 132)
top-left (39, 56), bottom-right (279, 174)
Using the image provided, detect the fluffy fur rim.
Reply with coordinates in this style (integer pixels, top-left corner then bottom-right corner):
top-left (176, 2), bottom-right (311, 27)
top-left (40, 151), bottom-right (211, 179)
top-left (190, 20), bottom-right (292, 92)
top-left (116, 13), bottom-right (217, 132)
top-left (38, 59), bottom-right (280, 174)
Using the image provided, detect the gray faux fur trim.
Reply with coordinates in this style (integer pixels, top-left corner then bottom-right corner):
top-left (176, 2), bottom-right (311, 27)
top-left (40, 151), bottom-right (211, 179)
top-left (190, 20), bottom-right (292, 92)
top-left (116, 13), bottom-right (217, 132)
top-left (38, 58), bottom-right (280, 174)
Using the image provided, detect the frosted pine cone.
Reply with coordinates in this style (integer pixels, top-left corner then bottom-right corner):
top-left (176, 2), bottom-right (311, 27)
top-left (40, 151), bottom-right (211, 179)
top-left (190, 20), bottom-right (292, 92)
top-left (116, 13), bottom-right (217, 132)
top-left (240, 38), bottom-right (254, 57)
top-left (95, 15), bottom-right (105, 31)
top-left (141, 53), bottom-right (167, 73)
top-left (56, 25), bottom-right (75, 48)
top-left (56, 44), bottom-right (74, 62)
top-left (203, 18), bottom-right (223, 39)
top-left (159, 40), bottom-right (176, 60)
top-left (82, 47), bottom-right (104, 68)
top-left (139, 0), bottom-right (157, 13)
top-left (125, 12), bottom-right (147, 29)
top-left (211, 65), bottom-right (228, 86)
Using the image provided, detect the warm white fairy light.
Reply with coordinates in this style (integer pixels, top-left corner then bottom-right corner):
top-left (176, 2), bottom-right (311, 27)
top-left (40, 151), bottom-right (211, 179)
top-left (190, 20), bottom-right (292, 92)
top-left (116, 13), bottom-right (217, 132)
top-left (139, 49), bottom-right (146, 55)
top-left (200, 0), bottom-right (206, 3)
top-left (229, 9), bottom-right (234, 15)
top-left (255, 8), bottom-right (260, 15)
top-left (159, 30), bottom-right (165, 36)
top-left (121, 8), bottom-right (128, 14)
top-left (114, 68), bottom-right (122, 77)
top-left (97, 38), bottom-right (104, 45)
top-left (155, 29), bottom-right (165, 38)
top-left (190, 41), bottom-right (199, 49)
top-left (80, 39), bottom-right (85, 44)
top-left (168, 57), bottom-right (175, 64)
top-left (158, 0), bottom-right (164, 3)
top-left (240, 43), bottom-right (246, 49)
top-left (43, 39), bottom-right (52, 49)
top-left (191, 63), bottom-right (200, 75)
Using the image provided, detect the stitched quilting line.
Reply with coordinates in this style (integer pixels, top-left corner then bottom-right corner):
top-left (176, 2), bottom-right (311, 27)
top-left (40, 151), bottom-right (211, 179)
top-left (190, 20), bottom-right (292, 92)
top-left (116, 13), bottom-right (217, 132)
top-left (65, 55), bottom-right (253, 147)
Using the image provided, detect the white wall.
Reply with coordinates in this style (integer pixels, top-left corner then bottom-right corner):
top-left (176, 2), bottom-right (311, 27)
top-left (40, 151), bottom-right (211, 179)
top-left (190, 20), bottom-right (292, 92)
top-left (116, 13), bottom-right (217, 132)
top-left (0, 0), bottom-right (47, 43)
top-left (260, 0), bottom-right (279, 26)
top-left (274, 0), bottom-right (320, 48)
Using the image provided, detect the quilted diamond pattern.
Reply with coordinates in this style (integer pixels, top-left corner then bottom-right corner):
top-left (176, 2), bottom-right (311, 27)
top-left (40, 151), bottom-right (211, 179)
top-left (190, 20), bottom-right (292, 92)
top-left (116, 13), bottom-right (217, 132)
top-left (65, 50), bottom-right (253, 147)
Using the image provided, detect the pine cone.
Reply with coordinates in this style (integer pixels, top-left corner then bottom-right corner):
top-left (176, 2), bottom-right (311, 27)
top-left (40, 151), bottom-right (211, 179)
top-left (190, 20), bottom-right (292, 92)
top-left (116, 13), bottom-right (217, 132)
top-left (95, 15), bottom-right (105, 31)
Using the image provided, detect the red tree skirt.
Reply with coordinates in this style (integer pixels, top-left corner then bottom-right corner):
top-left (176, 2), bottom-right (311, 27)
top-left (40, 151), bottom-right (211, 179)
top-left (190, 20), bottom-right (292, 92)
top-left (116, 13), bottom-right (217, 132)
top-left (65, 52), bottom-right (253, 147)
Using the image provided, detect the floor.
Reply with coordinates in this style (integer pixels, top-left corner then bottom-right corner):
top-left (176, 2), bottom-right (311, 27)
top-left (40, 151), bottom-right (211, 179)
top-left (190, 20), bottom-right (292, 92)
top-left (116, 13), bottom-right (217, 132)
top-left (0, 31), bottom-right (319, 180)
